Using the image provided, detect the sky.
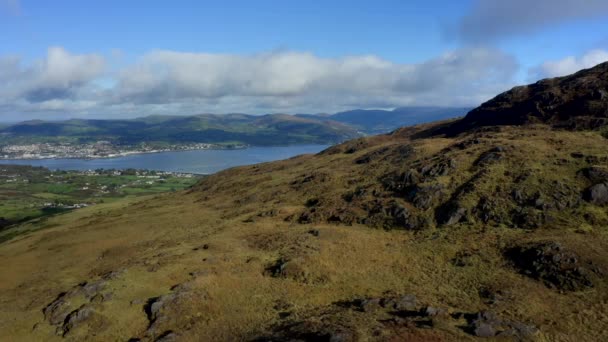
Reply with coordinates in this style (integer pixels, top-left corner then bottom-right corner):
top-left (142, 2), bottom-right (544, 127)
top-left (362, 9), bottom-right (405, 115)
top-left (0, 0), bottom-right (607, 121)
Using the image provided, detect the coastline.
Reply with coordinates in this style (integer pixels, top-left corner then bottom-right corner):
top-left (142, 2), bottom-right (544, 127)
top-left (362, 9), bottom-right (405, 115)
top-left (0, 144), bottom-right (249, 161)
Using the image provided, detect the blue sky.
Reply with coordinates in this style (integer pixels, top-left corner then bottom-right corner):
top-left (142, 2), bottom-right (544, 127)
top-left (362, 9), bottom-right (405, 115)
top-left (1, 0), bottom-right (607, 120)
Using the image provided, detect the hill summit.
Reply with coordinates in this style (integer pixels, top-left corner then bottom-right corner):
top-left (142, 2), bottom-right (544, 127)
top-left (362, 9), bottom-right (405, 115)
top-left (444, 61), bottom-right (608, 135)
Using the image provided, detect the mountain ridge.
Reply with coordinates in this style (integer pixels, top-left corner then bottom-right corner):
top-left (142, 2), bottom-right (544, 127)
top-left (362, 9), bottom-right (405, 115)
top-left (0, 107), bottom-right (472, 148)
top-left (439, 61), bottom-right (608, 136)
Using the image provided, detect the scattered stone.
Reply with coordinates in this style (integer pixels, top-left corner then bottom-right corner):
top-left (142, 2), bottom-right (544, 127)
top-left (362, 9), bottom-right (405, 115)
top-left (308, 229), bottom-right (320, 237)
top-left (583, 183), bottom-right (608, 205)
top-left (423, 306), bottom-right (447, 317)
top-left (358, 298), bottom-right (382, 312)
top-left (505, 242), bottom-right (602, 291)
top-left (419, 158), bottom-right (457, 178)
top-left (391, 294), bottom-right (417, 312)
top-left (193, 244), bottom-right (210, 251)
top-left (466, 310), bottom-right (537, 339)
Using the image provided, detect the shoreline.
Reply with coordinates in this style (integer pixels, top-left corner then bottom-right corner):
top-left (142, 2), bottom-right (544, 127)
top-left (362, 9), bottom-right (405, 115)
top-left (0, 145), bottom-right (249, 161)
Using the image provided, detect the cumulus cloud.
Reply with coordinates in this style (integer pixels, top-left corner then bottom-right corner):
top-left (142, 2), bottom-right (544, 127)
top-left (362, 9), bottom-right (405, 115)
top-left (0, 47), bottom-right (105, 106)
top-left (0, 46), bottom-right (520, 118)
top-left (109, 48), bottom-right (517, 109)
top-left (455, 0), bottom-right (608, 43)
top-left (530, 49), bottom-right (608, 79)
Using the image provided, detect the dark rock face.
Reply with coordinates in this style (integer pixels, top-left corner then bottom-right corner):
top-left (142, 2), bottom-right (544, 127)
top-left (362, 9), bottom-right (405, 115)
top-left (438, 204), bottom-right (467, 226)
top-left (442, 61), bottom-right (608, 135)
top-left (505, 242), bottom-right (603, 291)
top-left (584, 183), bottom-right (608, 205)
top-left (580, 166), bottom-right (608, 184)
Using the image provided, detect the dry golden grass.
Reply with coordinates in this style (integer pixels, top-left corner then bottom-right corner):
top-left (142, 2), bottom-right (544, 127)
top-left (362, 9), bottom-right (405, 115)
top-left (0, 124), bottom-right (607, 341)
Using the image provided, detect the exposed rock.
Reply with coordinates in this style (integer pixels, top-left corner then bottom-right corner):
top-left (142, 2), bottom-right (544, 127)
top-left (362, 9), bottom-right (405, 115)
top-left (43, 293), bottom-right (71, 326)
top-left (43, 277), bottom-right (114, 329)
top-left (385, 202), bottom-right (412, 228)
top-left (419, 158), bottom-right (457, 177)
top-left (390, 294), bottom-right (417, 312)
top-left (505, 242), bottom-right (602, 291)
top-left (439, 61), bottom-right (608, 135)
top-left (155, 330), bottom-right (179, 342)
top-left (512, 207), bottom-right (546, 229)
top-left (466, 310), bottom-right (537, 339)
top-left (61, 304), bottom-right (95, 336)
top-left (475, 147), bottom-right (506, 166)
top-left (382, 169), bottom-right (420, 194)
top-left (144, 284), bottom-right (208, 338)
top-left (584, 183), bottom-right (608, 205)
top-left (580, 166), bottom-right (608, 184)
top-left (405, 184), bottom-right (445, 210)
top-left (439, 205), bottom-right (467, 226)
top-left (354, 146), bottom-right (390, 164)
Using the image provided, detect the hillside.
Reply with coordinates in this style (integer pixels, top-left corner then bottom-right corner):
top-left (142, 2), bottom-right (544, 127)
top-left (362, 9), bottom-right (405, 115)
top-left (442, 61), bottom-right (608, 136)
top-left (1, 63), bottom-right (608, 341)
top-left (0, 114), bottom-right (361, 147)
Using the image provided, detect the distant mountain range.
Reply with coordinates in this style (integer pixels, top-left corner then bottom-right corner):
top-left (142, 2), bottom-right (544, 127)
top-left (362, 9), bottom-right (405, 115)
top-left (300, 106), bottom-right (471, 134)
top-left (0, 107), bottom-right (471, 147)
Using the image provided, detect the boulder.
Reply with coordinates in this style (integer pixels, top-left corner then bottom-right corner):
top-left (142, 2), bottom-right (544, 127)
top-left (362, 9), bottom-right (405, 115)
top-left (584, 183), bottom-right (608, 205)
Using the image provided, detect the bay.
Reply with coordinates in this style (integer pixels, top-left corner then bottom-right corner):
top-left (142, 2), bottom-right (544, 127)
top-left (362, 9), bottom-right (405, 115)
top-left (0, 144), bottom-right (330, 174)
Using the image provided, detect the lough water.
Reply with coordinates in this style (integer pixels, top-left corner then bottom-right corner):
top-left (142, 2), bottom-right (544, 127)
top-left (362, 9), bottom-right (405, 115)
top-left (0, 145), bottom-right (330, 174)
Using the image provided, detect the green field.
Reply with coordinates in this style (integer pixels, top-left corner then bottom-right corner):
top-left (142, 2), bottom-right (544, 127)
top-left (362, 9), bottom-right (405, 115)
top-left (0, 165), bottom-right (201, 229)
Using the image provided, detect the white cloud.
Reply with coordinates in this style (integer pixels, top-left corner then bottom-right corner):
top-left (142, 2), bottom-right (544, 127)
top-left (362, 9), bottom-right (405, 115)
top-left (530, 49), bottom-right (608, 78)
top-left (0, 47), bottom-right (105, 105)
top-left (456, 0), bottom-right (608, 43)
top-left (0, 47), bottom-right (520, 119)
top-left (109, 48), bottom-right (517, 109)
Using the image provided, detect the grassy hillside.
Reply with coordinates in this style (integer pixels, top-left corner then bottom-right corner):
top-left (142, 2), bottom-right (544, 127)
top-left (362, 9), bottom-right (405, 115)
top-left (1, 64), bottom-right (608, 341)
top-left (0, 121), bottom-right (607, 340)
top-left (0, 114), bottom-right (361, 146)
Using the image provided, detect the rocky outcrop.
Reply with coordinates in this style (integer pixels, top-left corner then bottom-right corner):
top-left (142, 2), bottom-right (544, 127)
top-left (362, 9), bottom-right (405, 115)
top-left (505, 242), bottom-right (604, 291)
top-left (442, 61), bottom-right (608, 135)
top-left (42, 272), bottom-right (121, 336)
top-left (254, 294), bottom-right (537, 341)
